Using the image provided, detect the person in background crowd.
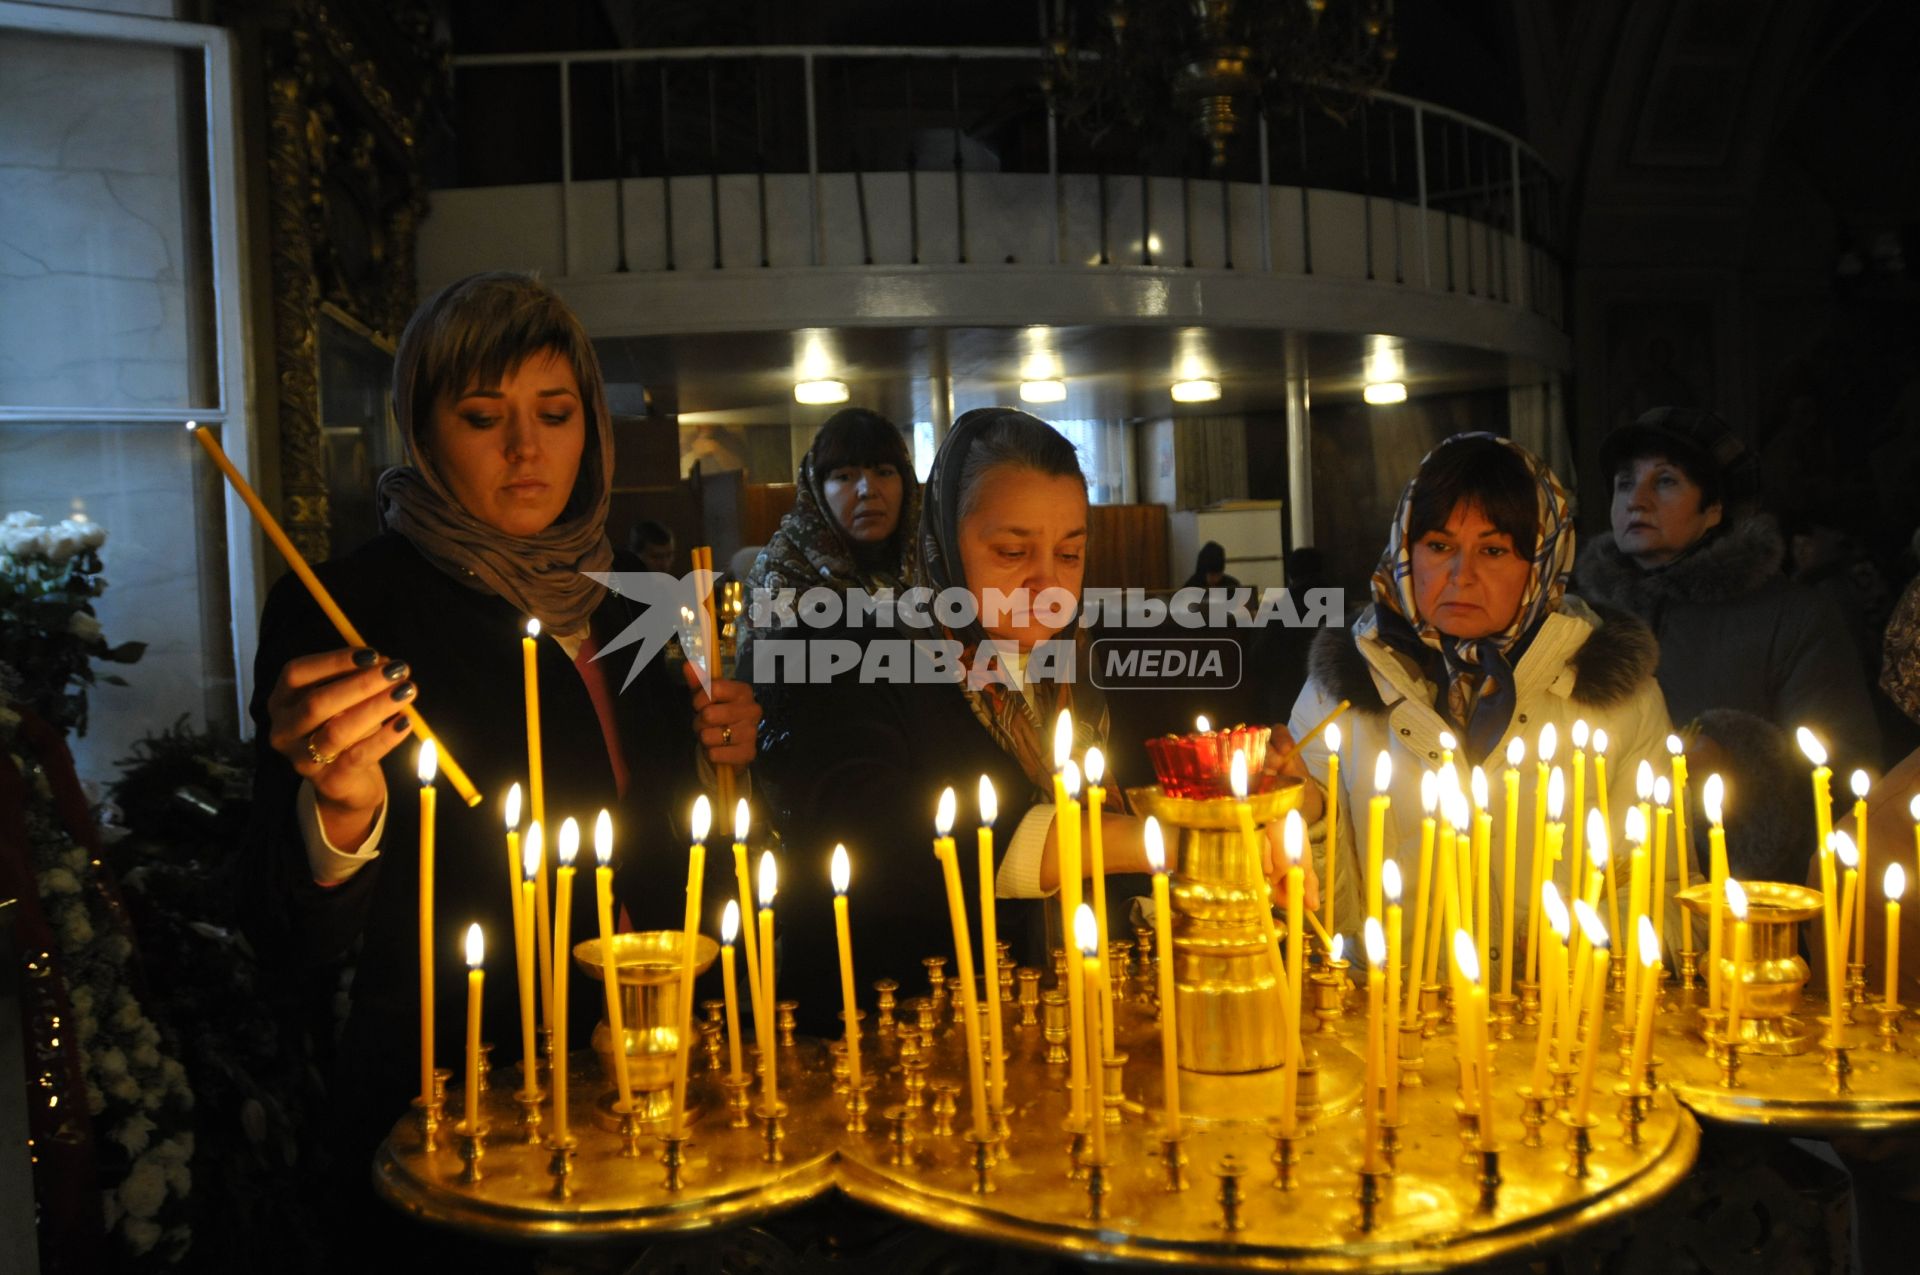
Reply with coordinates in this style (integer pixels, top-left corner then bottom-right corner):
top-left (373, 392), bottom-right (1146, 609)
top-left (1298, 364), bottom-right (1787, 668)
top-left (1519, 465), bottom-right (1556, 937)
top-left (1182, 540), bottom-right (1242, 592)
top-left (628, 518), bottom-right (675, 574)
top-left (1576, 407), bottom-right (1881, 772)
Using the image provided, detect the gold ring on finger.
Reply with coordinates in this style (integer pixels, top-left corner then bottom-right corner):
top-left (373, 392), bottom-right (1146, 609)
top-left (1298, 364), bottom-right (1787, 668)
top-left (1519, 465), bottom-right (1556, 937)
top-left (721, 725), bottom-right (734, 747)
top-left (306, 730), bottom-right (340, 767)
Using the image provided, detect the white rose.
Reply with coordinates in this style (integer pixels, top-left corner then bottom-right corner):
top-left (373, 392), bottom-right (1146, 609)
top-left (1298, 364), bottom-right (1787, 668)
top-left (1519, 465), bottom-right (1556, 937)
top-left (82, 523), bottom-right (107, 549)
top-left (46, 529), bottom-right (84, 564)
top-left (132, 1042), bottom-right (160, 1069)
top-left (0, 511), bottom-right (41, 530)
top-left (68, 612), bottom-right (103, 643)
top-left (0, 525), bottom-right (47, 559)
top-left (114, 1113), bottom-right (156, 1157)
top-left (37, 867), bottom-right (79, 895)
top-left (96, 1046), bottom-right (129, 1078)
top-left (112, 999), bottom-right (144, 1032)
top-left (124, 1218), bottom-right (162, 1256)
top-left (60, 909), bottom-right (94, 948)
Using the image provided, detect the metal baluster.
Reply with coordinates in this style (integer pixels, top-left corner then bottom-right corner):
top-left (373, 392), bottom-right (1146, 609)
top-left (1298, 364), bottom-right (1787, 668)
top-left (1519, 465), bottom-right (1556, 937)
top-left (559, 59), bottom-right (573, 276)
top-left (950, 56), bottom-right (966, 264)
top-left (906, 59), bottom-right (920, 265)
top-left (660, 64), bottom-right (675, 271)
top-left (707, 58), bottom-right (722, 270)
top-left (613, 62), bottom-right (628, 273)
top-left (1360, 97), bottom-right (1373, 281)
top-left (1297, 109), bottom-right (1312, 274)
top-left (1181, 168), bottom-right (1193, 268)
top-left (1139, 160), bottom-right (1152, 265)
top-left (1462, 120), bottom-right (1475, 296)
top-left (1441, 118), bottom-right (1453, 292)
top-left (755, 57), bottom-right (769, 267)
top-left (1387, 103), bottom-right (1402, 284)
top-left (1257, 105), bottom-right (1272, 272)
top-left (845, 60), bottom-right (873, 265)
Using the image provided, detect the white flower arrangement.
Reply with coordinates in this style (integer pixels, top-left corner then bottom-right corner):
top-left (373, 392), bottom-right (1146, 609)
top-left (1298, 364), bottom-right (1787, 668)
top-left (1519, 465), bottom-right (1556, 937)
top-left (1, 510), bottom-right (142, 737)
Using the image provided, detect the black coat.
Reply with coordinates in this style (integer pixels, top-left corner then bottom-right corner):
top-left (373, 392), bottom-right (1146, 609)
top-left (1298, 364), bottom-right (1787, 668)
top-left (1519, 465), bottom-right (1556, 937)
top-left (242, 532), bottom-right (711, 1145)
top-left (752, 630), bottom-right (1055, 1032)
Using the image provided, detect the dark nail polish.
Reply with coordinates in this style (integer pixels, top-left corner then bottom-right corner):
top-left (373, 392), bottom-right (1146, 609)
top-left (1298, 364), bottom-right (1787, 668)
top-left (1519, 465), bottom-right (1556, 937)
top-left (352, 648), bottom-right (379, 668)
top-left (392, 716), bottom-right (412, 734)
top-left (390, 682), bottom-right (415, 702)
top-left (383, 660), bottom-right (409, 682)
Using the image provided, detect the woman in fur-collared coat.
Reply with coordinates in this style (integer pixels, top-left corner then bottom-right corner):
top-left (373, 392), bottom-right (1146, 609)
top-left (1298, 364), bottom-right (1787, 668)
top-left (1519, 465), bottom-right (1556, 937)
top-left (1274, 435), bottom-right (1673, 964)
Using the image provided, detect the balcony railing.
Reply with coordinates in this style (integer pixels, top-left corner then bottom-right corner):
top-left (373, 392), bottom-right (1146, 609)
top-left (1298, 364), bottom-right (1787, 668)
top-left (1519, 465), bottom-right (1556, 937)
top-left (446, 45), bottom-right (1563, 326)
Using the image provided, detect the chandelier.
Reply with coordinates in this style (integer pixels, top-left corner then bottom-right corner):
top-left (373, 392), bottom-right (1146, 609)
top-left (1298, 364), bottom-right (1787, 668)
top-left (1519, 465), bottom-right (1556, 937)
top-left (1043, 0), bottom-right (1396, 168)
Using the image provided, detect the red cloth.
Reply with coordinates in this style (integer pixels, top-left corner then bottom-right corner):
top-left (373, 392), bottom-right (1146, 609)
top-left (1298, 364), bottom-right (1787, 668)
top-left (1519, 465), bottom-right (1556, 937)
top-left (572, 636), bottom-right (630, 800)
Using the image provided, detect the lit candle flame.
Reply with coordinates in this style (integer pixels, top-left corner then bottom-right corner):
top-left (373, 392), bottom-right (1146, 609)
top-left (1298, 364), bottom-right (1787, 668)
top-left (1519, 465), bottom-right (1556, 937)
top-left (465, 923), bottom-right (484, 968)
top-left (1195, 714), bottom-right (1211, 734)
top-left (722, 898), bottom-right (740, 943)
top-left (1439, 729), bottom-right (1457, 753)
top-left (1654, 776), bottom-right (1672, 806)
top-left (758, 850), bottom-right (777, 907)
top-left (935, 786), bottom-right (957, 836)
top-left (1364, 917), bottom-right (1386, 966)
top-left (1543, 882), bottom-right (1570, 938)
top-left (1573, 897), bottom-right (1608, 948)
top-left (417, 739), bottom-right (438, 785)
top-left (1667, 733), bottom-right (1683, 757)
top-left (735, 798), bottom-right (751, 843)
top-left (1383, 858), bottom-right (1403, 904)
top-left (1636, 759), bottom-right (1654, 800)
top-left (1703, 773), bottom-right (1725, 826)
top-left (1085, 746), bottom-right (1105, 785)
top-left (691, 794), bottom-right (712, 844)
top-left (504, 783), bottom-right (522, 830)
top-left (1062, 760), bottom-right (1081, 799)
top-left (1592, 728), bottom-right (1609, 756)
top-left (1539, 721), bottom-right (1558, 762)
top-left (594, 809), bottom-right (612, 866)
top-left (1888, 862), bottom-right (1907, 902)
top-left (1506, 736), bottom-right (1525, 767)
top-left (978, 775), bottom-right (997, 826)
top-left (1074, 902), bottom-right (1098, 956)
top-left (526, 618), bottom-right (541, 638)
top-left (557, 817), bottom-right (579, 866)
top-left (1725, 876), bottom-right (1748, 920)
top-left (1374, 750), bottom-right (1393, 792)
top-left (1452, 929), bottom-right (1480, 983)
top-left (1230, 750), bottom-right (1249, 801)
top-left (1330, 932), bottom-right (1346, 962)
top-left (1548, 766), bottom-right (1566, 818)
top-left (1638, 914), bottom-right (1660, 966)
top-left (1795, 726), bottom-right (1827, 767)
top-left (1571, 719), bottom-right (1589, 750)
top-left (522, 822), bottom-right (542, 880)
top-left (1053, 709), bottom-right (1074, 771)
top-left (1585, 809), bottom-right (1609, 868)
top-left (1624, 804), bottom-right (1647, 845)
top-left (1283, 810), bottom-right (1305, 864)
top-left (1144, 817), bottom-right (1166, 874)
top-left (1850, 769), bottom-right (1870, 799)
top-left (1326, 721), bottom-right (1342, 754)
top-left (1832, 830), bottom-right (1858, 869)
top-left (1420, 768), bottom-right (1438, 814)
top-left (1910, 794), bottom-right (1920, 821)
top-left (831, 844), bottom-right (850, 895)
top-left (1471, 766), bottom-right (1489, 811)
top-left (1447, 791), bottom-right (1470, 833)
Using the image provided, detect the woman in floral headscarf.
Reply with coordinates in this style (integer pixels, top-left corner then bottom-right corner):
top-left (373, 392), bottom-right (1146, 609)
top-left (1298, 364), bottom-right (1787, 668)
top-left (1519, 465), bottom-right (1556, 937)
top-left (1278, 434), bottom-right (1671, 962)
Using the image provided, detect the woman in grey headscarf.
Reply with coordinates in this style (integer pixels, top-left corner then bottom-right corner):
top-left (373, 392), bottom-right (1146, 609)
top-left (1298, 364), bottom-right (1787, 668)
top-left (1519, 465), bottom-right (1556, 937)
top-left (242, 272), bottom-right (758, 1255)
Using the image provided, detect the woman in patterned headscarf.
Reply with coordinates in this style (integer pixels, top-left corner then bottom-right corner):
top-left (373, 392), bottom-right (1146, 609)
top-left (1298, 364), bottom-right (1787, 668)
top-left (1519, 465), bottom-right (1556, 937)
top-left (1279, 434), bottom-right (1672, 962)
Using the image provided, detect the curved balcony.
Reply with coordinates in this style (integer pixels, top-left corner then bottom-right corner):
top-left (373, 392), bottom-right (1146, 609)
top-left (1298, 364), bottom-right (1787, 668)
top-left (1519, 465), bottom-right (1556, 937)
top-left (422, 46), bottom-right (1566, 368)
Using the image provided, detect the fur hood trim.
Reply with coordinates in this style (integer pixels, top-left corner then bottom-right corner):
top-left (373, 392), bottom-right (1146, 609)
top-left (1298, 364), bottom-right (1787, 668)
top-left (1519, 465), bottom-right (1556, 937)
top-left (1576, 513), bottom-right (1785, 612)
top-left (1308, 600), bottom-right (1658, 716)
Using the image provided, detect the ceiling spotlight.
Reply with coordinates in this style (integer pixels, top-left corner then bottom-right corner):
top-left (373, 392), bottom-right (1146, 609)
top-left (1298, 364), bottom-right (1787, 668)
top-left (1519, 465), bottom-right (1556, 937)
top-left (1171, 379), bottom-right (1222, 404)
top-left (793, 379), bottom-right (850, 406)
top-left (1362, 381), bottom-right (1408, 406)
top-left (1019, 379), bottom-right (1067, 404)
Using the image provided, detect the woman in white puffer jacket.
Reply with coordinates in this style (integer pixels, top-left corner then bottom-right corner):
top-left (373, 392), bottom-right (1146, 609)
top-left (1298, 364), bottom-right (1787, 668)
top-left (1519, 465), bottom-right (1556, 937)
top-left (1274, 435), bottom-right (1674, 972)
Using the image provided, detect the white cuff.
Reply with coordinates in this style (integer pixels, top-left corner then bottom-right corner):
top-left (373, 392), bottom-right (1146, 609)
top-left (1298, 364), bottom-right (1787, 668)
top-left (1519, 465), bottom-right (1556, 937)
top-left (996, 805), bottom-right (1056, 899)
top-left (299, 779), bottom-right (385, 885)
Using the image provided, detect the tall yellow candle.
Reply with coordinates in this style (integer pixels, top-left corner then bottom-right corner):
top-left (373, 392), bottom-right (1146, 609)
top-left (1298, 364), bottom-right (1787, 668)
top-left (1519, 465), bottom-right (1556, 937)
top-left (1724, 879), bottom-right (1750, 1046)
top-left (1365, 747), bottom-right (1389, 934)
top-left (1704, 775), bottom-right (1728, 1012)
top-left (830, 845), bottom-right (864, 1096)
top-left (1531, 885), bottom-right (1569, 1094)
top-left (1570, 913), bottom-right (1610, 1125)
top-left (1851, 771), bottom-right (1872, 967)
top-left (1382, 861), bottom-right (1404, 1125)
top-left (551, 818), bottom-right (578, 1142)
top-left (591, 812), bottom-right (635, 1116)
top-left (1428, 805), bottom-right (1459, 984)
top-left (1233, 751), bottom-right (1292, 1006)
top-left (1668, 736), bottom-right (1691, 952)
top-left (1527, 725), bottom-right (1559, 986)
top-left (1439, 729), bottom-right (1457, 775)
top-left (1566, 898), bottom-right (1604, 1072)
top-left (1472, 767), bottom-right (1493, 989)
top-left (463, 923), bottom-right (485, 1132)
top-left (523, 620), bottom-right (553, 1039)
top-left (1911, 794), bottom-right (1920, 896)
top-left (934, 788), bottom-right (990, 1139)
top-left (731, 817), bottom-right (765, 1049)
top-left (1075, 906), bottom-right (1106, 1164)
top-left (1886, 864), bottom-right (1906, 1013)
top-left (416, 741), bottom-right (438, 1106)
top-left (1145, 819), bottom-right (1181, 1136)
top-left (1054, 713), bottom-right (1087, 1124)
top-left (1325, 722), bottom-right (1344, 936)
top-left (1280, 811), bottom-right (1306, 1136)
top-left (1363, 918), bottom-right (1386, 1170)
top-left (1454, 930), bottom-right (1493, 1146)
top-left (1501, 738), bottom-right (1523, 996)
top-left (1570, 719), bottom-right (1590, 901)
top-left (757, 850), bottom-right (779, 1112)
top-left (1629, 915), bottom-right (1661, 1084)
top-left (978, 776), bottom-right (1005, 1111)
top-left (1085, 748), bottom-right (1114, 1055)
top-left (504, 784), bottom-right (525, 959)
top-left (517, 826), bottom-right (540, 1095)
top-left (669, 801), bottom-right (712, 1136)
top-left (1798, 729), bottom-right (1843, 1045)
top-left (720, 901), bottom-right (745, 1084)
top-left (1620, 807), bottom-right (1649, 1037)
top-left (1594, 730), bottom-right (1621, 945)
top-left (1652, 777), bottom-right (1671, 970)
top-left (1409, 769), bottom-right (1437, 997)
top-left (1835, 832), bottom-right (1861, 979)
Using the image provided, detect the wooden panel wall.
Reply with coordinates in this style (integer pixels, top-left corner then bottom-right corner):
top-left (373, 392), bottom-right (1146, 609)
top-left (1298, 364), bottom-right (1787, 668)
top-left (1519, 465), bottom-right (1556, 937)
top-left (1087, 503), bottom-right (1170, 593)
